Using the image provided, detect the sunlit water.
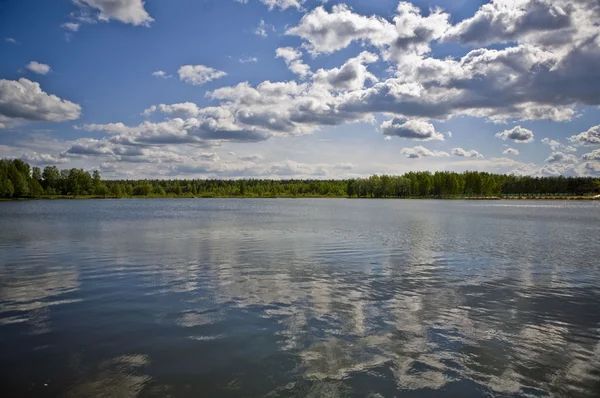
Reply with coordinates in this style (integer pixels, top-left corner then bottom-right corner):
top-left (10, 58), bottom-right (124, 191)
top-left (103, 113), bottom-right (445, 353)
top-left (1, 199), bottom-right (600, 397)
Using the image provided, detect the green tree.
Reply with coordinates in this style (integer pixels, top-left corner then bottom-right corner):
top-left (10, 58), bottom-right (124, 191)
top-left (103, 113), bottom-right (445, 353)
top-left (153, 185), bottom-right (166, 196)
top-left (32, 167), bottom-right (42, 182)
top-left (28, 178), bottom-right (44, 197)
top-left (0, 178), bottom-right (14, 198)
top-left (133, 182), bottom-right (153, 196)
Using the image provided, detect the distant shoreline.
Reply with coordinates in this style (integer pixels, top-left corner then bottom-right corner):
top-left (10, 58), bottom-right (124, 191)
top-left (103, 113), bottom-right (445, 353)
top-left (2, 195), bottom-right (599, 201)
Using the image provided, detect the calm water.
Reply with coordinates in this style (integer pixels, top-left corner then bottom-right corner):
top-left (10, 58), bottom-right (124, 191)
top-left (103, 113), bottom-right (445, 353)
top-left (1, 199), bottom-right (600, 397)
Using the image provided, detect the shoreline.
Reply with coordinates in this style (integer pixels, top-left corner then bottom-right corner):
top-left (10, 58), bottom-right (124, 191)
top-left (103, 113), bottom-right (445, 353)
top-left (2, 195), bottom-right (598, 201)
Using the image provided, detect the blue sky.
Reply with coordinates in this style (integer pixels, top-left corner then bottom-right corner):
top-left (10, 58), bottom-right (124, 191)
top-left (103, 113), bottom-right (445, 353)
top-left (1, 0), bottom-right (599, 179)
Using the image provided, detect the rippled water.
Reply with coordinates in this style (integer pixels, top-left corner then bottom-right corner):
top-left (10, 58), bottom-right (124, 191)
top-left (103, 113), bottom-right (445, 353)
top-left (1, 199), bottom-right (600, 397)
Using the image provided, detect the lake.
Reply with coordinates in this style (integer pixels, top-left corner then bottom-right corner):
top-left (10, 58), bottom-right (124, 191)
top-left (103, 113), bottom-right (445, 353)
top-left (1, 199), bottom-right (599, 397)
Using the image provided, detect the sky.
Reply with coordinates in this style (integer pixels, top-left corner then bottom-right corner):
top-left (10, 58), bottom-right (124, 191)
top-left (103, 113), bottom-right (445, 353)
top-left (0, 0), bottom-right (599, 179)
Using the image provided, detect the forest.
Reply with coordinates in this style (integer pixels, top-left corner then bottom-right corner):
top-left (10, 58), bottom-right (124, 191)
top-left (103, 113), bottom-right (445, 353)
top-left (1, 158), bottom-right (599, 199)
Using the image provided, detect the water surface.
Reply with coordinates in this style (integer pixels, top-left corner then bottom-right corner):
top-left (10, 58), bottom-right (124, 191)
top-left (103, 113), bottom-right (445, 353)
top-left (1, 199), bottom-right (600, 397)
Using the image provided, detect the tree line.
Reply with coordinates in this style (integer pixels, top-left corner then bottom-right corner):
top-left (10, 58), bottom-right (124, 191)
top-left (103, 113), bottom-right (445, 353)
top-left (1, 159), bottom-right (599, 199)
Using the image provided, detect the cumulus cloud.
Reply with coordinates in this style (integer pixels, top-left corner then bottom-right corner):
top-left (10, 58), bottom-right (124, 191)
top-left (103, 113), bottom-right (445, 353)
top-left (541, 137), bottom-right (577, 153)
top-left (569, 124), bottom-right (600, 145)
top-left (61, 22), bottom-right (80, 32)
top-left (142, 103), bottom-right (200, 118)
top-left (581, 149), bottom-right (600, 161)
top-left (452, 148), bottom-right (483, 158)
top-left (444, 0), bottom-right (573, 46)
top-left (495, 126), bottom-right (534, 143)
top-left (5, 37), bottom-right (19, 44)
top-left (312, 51), bottom-right (378, 91)
top-left (152, 70), bottom-right (172, 79)
top-left (283, 0), bottom-right (600, 123)
top-left (77, 113), bottom-right (269, 147)
top-left (545, 151), bottom-right (578, 164)
top-left (537, 162), bottom-right (577, 176)
top-left (25, 61), bottom-right (51, 75)
top-left (61, 138), bottom-right (202, 165)
top-left (21, 152), bottom-right (70, 165)
top-left (178, 65), bottom-right (227, 86)
top-left (260, 0), bottom-right (304, 11)
top-left (0, 78), bottom-right (81, 127)
top-left (503, 148), bottom-right (520, 155)
top-left (275, 47), bottom-right (302, 64)
top-left (579, 162), bottom-right (600, 176)
top-left (73, 0), bottom-right (153, 26)
top-left (400, 145), bottom-right (449, 159)
top-left (541, 138), bottom-right (561, 150)
top-left (382, 118), bottom-right (444, 141)
top-left (287, 3), bottom-right (449, 60)
top-left (336, 44), bottom-right (594, 123)
top-left (254, 20), bottom-right (274, 38)
top-left (276, 47), bottom-right (311, 78)
top-left (286, 4), bottom-right (393, 55)
top-left (78, 122), bottom-right (130, 134)
top-left (63, 138), bottom-right (116, 157)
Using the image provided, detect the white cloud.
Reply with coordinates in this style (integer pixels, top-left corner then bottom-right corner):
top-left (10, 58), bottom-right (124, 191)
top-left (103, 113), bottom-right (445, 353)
top-left (569, 124), bottom-right (600, 145)
top-left (178, 65), bottom-right (227, 86)
top-left (312, 51), bottom-right (378, 91)
top-left (400, 145), bottom-right (449, 159)
top-left (286, 3), bottom-right (449, 59)
top-left (452, 148), bottom-right (483, 158)
top-left (199, 152), bottom-right (219, 161)
top-left (25, 61), bottom-right (51, 75)
top-left (239, 57), bottom-right (258, 64)
top-left (578, 162), bottom-right (600, 176)
top-left (5, 37), bottom-right (19, 44)
top-left (254, 20), bottom-right (274, 38)
top-left (382, 119), bottom-right (444, 141)
top-left (444, 0), bottom-right (572, 46)
top-left (541, 137), bottom-right (577, 153)
top-left (275, 47), bottom-right (302, 64)
top-left (168, 159), bottom-right (355, 179)
top-left (541, 138), bottom-right (562, 151)
top-left (260, 0), bottom-right (304, 11)
top-left (21, 152), bottom-right (70, 165)
top-left (276, 47), bottom-right (311, 78)
top-left (443, 0), bottom-right (600, 54)
top-left (537, 162), bottom-right (577, 176)
top-left (152, 70), bottom-right (172, 79)
top-left (142, 103), bottom-right (200, 118)
top-left (581, 149), bottom-right (600, 161)
top-left (78, 122), bottom-right (130, 134)
top-left (61, 22), bottom-right (80, 32)
top-left (503, 148), bottom-right (520, 155)
top-left (238, 154), bottom-right (265, 162)
top-left (286, 4), bottom-right (394, 55)
top-left (73, 0), bottom-right (153, 26)
top-left (545, 151), bottom-right (578, 164)
top-left (495, 126), bottom-right (535, 143)
top-left (0, 78), bottom-right (81, 128)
